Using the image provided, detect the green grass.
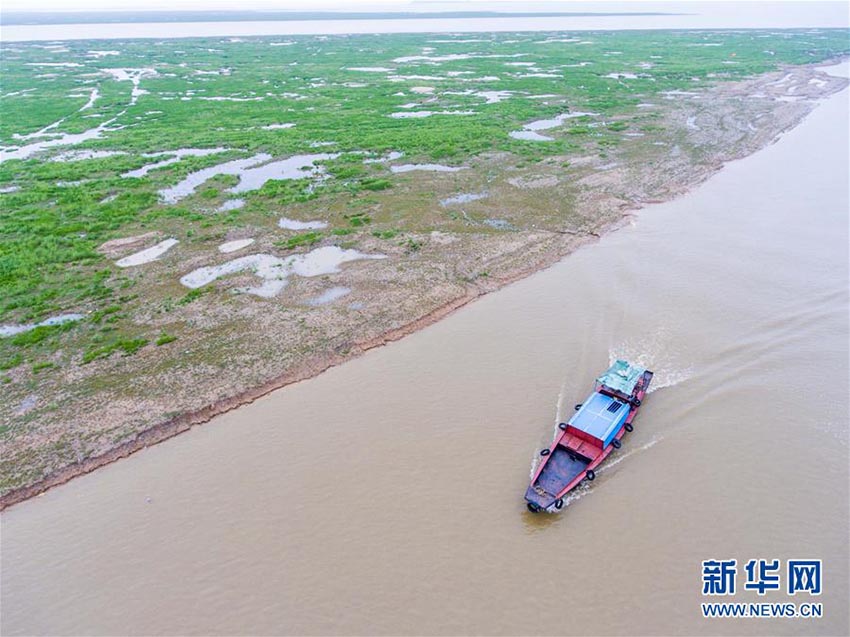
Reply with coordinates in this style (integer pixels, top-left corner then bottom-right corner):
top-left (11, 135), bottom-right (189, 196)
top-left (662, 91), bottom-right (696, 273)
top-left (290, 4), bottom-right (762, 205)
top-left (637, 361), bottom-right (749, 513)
top-left (9, 322), bottom-right (77, 347)
top-left (31, 361), bottom-right (57, 374)
top-left (177, 287), bottom-right (209, 305)
top-left (361, 177), bottom-right (392, 191)
top-left (0, 28), bottom-right (847, 369)
top-left (155, 333), bottom-right (177, 346)
top-left (276, 231), bottom-right (324, 249)
top-left (346, 212), bottom-right (372, 227)
top-left (1, 353), bottom-right (23, 370)
top-left (81, 338), bottom-right (149, 364)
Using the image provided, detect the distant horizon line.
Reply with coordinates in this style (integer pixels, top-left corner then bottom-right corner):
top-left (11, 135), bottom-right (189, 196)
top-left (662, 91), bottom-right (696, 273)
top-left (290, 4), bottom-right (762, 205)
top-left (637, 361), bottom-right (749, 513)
top-left (3, 10), bottom-right (685, 26)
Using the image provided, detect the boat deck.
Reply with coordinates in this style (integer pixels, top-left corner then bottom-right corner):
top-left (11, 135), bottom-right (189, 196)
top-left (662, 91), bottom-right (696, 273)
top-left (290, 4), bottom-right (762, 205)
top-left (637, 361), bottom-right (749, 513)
top-left (535, 446), bottom-right (589, 496)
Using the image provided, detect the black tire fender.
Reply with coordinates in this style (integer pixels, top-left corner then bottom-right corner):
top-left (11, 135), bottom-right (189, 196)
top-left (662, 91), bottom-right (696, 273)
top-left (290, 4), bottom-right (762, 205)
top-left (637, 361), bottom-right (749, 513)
top-left (527, 502), bottom-right (540, 513)
top-left (612, 438), bottom-right (622, 449)
top-left (574, 403), bottom-right (583, 411)
top-left (586, 469), bottom-right (596, 481)
top-left (540, 448), bottom-right (550, 456)
top-left (625, 423), bottom-right (634, 433)
top-left (558, 422), bottom-right (567, 431)
top-left (633, 398), bottom-right (642, 407)
top-left (555, 498), bottom-right (564, 510)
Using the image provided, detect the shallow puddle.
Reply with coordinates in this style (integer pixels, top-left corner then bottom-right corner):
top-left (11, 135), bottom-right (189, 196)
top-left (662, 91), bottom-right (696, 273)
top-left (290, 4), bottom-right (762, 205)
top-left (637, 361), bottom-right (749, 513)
top-left (180, 247), bottom-right (386, 298)
top-left (523, 111), bottom-right (596, 131)
top-left (158, 153), bottom-right (338, 203)
top-left (52, 149), bottom-right (126, 161)
top-left (114, 238), bottom-right (179, 267)
top-left (217, 199), bottom-right (245, 212)
top-left (388, 110), bottom-right (475, 119)
top-left (509, 111), bottom-right (597, 141)
top-left (228, 154), bottom-right (339, 194)
top-left (0, 314), bottom-right (84, 338)
top-left (390, 163), bottom-right (466, 173)
top-left (306, 286), bottom-right (351, 306)
top-left (278, 217), bottom-right (328, 230)
top-left (440, 192), bottom-right (487, 206)
top-left (509, 130), bottom-right (553, 141)
top-left (122, 148), bottom-right (229, 179)
top-left (218, 238), bottom-right (255, 253)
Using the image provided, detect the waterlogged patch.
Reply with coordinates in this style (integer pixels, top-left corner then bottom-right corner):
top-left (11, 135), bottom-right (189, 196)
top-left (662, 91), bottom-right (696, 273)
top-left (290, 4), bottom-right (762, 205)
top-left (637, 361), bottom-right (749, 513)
top-left (440, 192), bottom-right (487, 207)
top-left (445, 89), bottom-right (513, 104)
top-left (121, 148), bottom-right (229, 179)
top-left (524, 112), bottom-right (597, 131)
top-left (218, 238), bottom-right (255, 253)
top-left (25, 62), bottom-right (82, 68)
top-left (388, 110), bottom-right (475, 119)
top-left (278, 217), bottom-right (328, 230)
top-left (228, 154), bottom-right (340, 193)
top-left (1, 119), bottom-right (120, 162)
top-left (509, 130), bottom-right (554, 142)
top-left (52, 149), bottom-right (126, 161)
top-left (347, 66), bottom-right (394, 72)
top-left (661, 90), bottom-right (700, 99)
top-left (1, 314), bottom-right (84, 338)
top-left (195, 96), bottom-right (265, 102)
top-left (79, 88), bottom-right (100, 111)
top-left (158, 153), bottom-right (339, 203)
top-left (392, 53), bottom-right (527, 64)
top-left (509, 111), bottom-right (597, 141)
top-left (115, 238), bottom-right (179, 267)
top-left (307, 286), bottom-right (351, 306)
top-left (390, 163), bottom-right (466, 174)
top-left (102, 68), bottom-right (156, 105)
top-left (218, 199), bottom-right (245, 211)
top-left (363, 151), bottom-right (404, 164)
top-left (179, 247), bottom-right (386, 298)
top-left (0, 68), bottom-right (160, 162)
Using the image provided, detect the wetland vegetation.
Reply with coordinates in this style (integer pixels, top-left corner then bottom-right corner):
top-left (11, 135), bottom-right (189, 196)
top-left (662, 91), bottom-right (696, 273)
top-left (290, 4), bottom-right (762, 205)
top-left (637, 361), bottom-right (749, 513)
top-left (1, 28), bottom-right (847, 504)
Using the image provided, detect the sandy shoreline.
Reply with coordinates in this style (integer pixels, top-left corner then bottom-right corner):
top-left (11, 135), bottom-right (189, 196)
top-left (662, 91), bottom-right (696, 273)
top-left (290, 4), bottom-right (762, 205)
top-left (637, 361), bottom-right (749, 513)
top-left (2, 60), bottom-right (847, 511)
top-left (0, 226), bottom-right (609, 510)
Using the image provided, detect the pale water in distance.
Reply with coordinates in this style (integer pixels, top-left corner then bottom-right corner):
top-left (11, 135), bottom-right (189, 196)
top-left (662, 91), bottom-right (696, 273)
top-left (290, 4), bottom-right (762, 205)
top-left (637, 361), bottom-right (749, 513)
top-left (2, 2), bottom-right (848, 41)
top-left (1, 65), bottom-right (848, 637)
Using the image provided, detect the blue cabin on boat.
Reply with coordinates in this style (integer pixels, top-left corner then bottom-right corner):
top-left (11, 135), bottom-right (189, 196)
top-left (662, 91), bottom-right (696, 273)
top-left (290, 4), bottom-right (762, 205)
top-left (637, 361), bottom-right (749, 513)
top-left (567, 392), bottom-right (630, 448)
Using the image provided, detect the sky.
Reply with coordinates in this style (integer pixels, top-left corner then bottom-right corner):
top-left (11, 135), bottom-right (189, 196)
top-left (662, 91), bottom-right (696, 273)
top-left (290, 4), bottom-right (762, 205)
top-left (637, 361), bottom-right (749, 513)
top-left (3, 0), bottom-right (845, 17)
top-left (2, 0), bottom-right (411, 9)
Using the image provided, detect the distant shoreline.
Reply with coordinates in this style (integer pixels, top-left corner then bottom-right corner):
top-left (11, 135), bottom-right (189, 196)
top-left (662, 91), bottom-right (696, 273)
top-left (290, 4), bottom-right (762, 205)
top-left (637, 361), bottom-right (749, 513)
top-left (3, 10), bottom-right (678, 26)
top-left (3, 19), bottom-right (846, 43)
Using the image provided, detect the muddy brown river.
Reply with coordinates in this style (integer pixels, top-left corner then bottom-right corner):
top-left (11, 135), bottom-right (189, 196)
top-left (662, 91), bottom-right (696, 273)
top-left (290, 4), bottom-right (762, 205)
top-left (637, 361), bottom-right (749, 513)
top-left (2, 64), bottom-right (848, 636)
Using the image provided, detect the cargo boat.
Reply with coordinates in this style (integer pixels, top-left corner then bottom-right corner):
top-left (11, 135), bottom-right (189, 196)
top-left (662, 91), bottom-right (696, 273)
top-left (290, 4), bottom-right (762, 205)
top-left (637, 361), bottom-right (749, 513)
top-left (525, 360), bottom-right (653, 512)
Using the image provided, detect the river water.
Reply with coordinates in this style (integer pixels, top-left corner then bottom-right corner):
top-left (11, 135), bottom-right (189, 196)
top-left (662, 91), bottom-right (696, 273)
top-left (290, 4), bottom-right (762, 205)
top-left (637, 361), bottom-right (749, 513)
top-left (1, 64), bottom-right (848, 635)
